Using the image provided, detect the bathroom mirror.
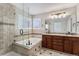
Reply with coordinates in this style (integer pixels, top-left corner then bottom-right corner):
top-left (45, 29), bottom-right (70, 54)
top-left (49, 15), bottom-right (71, 33)
top-left (45, 8), bottom-right (77, 34)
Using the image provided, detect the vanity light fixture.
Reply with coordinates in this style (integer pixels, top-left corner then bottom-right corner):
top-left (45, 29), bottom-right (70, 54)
top-left (50, 12), bottom-right (68, 19)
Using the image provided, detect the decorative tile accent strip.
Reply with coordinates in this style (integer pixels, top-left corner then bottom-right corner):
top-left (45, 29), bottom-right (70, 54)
top-left (0, 22), bottom-right (15, 26)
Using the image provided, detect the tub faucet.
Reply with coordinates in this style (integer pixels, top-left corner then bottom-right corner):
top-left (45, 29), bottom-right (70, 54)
top-left (26, 40), bottom-right (32, 45)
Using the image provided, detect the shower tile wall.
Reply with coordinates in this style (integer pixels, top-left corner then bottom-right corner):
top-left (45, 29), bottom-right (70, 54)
top-left (0, 4), bottom-right (15, 55)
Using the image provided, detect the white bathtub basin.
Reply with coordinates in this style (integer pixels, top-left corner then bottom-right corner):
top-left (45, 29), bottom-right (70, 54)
top-left (15, 37), bottom-right (42, 49)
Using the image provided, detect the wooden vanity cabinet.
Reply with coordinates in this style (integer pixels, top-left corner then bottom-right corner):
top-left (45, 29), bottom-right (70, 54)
top-left (63, 37), bottom-right (73, 54)
top-left (42, 35), bottom-right (79, 55)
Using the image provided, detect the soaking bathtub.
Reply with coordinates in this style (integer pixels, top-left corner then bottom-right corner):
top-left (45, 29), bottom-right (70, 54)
top-left (13, 37), bottom-right (42, 56)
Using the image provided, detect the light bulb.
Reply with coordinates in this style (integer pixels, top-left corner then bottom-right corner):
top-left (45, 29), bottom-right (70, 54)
top-left (53, 15), bottom-right (57, 18)
top-left (51, 16), bottom-right (54, 19)
top-left (58, 14), bottom-right (62, 18)
top-left (63, 13), bottom-right (66, 18)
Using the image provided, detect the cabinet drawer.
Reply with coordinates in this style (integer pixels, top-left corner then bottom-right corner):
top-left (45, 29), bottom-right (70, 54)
top-left (42, 40), bottom-right (46, 43)
top-left (53, 45), bottom-right (63, 51)
top-left (53, 41), bottom-right (63, 46)
top-left (53, 38), bottom-right (63, 42)
top-left (64, 44), bottom-right (73, 53)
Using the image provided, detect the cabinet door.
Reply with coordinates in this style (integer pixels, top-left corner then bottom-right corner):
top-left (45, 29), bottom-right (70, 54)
top-left (42, 35), bottom-right (47, 48)
top-left (73, 40), bottom-right (79, 55)
top-left (64, 37), bottom-right (73, 54)
top-left (46, 36), bottom-right (52, 49)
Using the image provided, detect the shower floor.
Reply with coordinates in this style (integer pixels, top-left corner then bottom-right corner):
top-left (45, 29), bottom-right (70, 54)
top-left (2, 48), bottom-right (75, 56)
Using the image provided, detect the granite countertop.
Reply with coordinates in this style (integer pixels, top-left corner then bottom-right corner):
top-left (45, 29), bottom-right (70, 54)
top-left (42, 33), bottom-right (79, 37)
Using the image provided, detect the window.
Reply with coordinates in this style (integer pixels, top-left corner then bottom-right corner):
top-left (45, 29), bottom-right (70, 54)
top-left (16, 15), bottom-right (32, 29)
top-left (16, 15), bottom-right (23, 29)
top-left (33, 18), bottom-right (41, 29)
top-left (16, 15), bottom-right (41, 29)
top-left (16, 15), bottom-right (41, 34)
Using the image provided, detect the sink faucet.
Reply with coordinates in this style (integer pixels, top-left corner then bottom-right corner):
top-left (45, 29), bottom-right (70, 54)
top-left (66, 32), bottom-right (76, 35)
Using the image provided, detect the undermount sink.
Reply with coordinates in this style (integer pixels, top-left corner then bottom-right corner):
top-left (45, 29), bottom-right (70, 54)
top-left (65, 33), bottom-right (77, 35)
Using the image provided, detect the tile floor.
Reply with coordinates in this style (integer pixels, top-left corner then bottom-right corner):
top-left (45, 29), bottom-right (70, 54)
top-left (34, 48), bottom-right (75, 56)
top-left (2, 52), bottom-right (22, 56)
top-left (2, 48), bottom-right (75, 56)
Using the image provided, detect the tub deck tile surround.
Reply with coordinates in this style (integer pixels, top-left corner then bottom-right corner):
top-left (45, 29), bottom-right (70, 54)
top-left (13, 38), bottom-right (42, 56)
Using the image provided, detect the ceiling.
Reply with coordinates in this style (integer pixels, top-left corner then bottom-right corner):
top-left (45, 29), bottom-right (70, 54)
top-left (12, 3), bottom-right (78, 15)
